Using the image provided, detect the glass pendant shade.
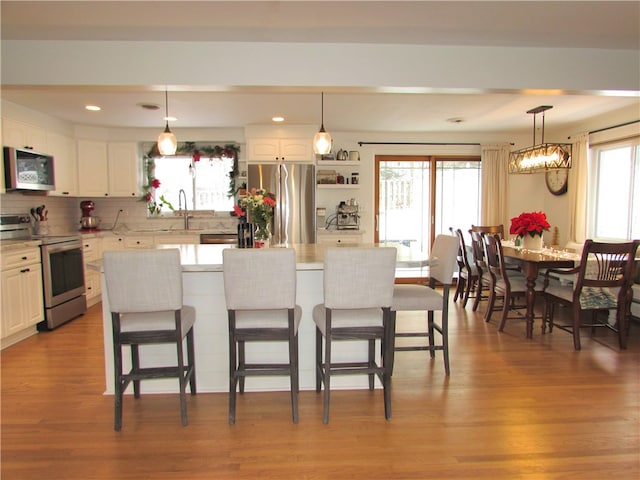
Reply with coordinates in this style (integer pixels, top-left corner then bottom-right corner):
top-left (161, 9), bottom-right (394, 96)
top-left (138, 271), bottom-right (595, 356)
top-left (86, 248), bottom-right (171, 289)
top-left (313, 126), bottom-right (332, 155)
top-left (157, 89), bottom-right (177, 156)
top-left (313, 92), bottom-right (332, 155)
top-left (157, 123), bottom-right (177, 156)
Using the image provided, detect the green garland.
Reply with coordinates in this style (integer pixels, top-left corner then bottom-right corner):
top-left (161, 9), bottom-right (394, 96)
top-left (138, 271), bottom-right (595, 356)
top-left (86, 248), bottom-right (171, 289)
top-left (143, 142), bottom-right (242, 209)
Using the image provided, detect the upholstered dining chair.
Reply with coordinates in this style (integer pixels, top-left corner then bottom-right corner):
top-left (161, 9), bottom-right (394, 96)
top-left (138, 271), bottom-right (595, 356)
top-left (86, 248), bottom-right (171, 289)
top-left (222, 248), bottom-right (301, 424)
top-left (450, 228), bottom-right (478, 308)
top-left (102, 248), bottom-right (196, 431)
top-left (541, 239), bottom-right (640, 350)
top-left (313, 246), bottom-right (397, 424)
top-left (390, 234), bottom-right (459, 376)
top-left (482, 233), bottom-right (538, 333)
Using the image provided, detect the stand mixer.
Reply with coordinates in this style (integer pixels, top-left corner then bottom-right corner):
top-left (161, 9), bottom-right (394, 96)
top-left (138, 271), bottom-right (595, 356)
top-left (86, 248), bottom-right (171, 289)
top-left (80, 200), bottom-right (100, 230)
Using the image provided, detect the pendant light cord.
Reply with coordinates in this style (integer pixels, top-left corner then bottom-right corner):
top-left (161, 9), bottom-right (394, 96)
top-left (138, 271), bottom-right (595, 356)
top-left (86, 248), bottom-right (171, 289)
top-left (165, 89), bottom-right (169, 126)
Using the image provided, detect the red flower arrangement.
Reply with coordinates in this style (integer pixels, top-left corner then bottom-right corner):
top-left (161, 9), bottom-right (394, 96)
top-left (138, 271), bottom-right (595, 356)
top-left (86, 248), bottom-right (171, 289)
top-left (509, 211), bottom-right (550, 238)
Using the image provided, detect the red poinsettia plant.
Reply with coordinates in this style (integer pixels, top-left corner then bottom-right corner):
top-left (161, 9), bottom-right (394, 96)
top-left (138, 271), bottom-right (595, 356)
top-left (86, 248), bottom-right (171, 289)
top-left (509, 211), bottom-right (550, 238)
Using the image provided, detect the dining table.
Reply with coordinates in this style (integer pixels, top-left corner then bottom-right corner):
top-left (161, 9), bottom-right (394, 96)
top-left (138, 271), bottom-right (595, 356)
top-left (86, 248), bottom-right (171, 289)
top-left (501, 243), bottom-right (577, 338)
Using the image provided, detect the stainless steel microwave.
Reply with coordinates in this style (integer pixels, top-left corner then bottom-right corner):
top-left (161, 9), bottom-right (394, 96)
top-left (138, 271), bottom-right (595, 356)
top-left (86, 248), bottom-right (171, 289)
top-left (4, 146), bottom-right (56, 191)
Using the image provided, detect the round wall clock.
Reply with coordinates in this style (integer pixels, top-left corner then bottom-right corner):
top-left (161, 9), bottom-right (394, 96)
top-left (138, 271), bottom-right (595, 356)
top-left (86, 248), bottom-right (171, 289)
top-left (545, 169), bottom-right (568, 195)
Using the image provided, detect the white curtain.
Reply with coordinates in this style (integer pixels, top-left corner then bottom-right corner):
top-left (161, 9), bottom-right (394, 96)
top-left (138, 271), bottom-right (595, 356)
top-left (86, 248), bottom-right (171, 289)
top-left (567, 132), bottom-right (589, 245)
top-left (480, 143), bottom-right (511, 227)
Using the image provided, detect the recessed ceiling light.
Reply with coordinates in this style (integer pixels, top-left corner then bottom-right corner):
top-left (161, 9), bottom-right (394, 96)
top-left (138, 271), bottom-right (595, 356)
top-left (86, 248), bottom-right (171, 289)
top-left (272, 116), bottom-right (285, 123)
top-left (85, 105), bottom-right (101, 111)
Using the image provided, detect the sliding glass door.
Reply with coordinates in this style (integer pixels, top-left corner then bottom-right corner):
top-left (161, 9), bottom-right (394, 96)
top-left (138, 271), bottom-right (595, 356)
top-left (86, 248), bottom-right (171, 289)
top-left (375, 155), bottom-right (481, 280)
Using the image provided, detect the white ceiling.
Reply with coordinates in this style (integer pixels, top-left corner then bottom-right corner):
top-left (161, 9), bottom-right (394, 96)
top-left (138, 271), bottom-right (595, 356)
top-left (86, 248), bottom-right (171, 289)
top-left (1, 1), bottom-right (639, 134)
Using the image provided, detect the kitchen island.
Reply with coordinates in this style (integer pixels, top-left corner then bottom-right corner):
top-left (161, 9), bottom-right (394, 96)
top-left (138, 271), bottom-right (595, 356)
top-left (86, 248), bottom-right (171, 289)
top-left (97, 243), bottom-right (429, 395)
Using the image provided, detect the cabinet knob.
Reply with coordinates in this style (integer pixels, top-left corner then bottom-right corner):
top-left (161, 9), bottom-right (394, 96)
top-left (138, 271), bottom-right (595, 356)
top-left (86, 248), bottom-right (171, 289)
top-left (20, 268), bottom-right (30, 273)
top-left (21, 256), bottom-right (28, 260)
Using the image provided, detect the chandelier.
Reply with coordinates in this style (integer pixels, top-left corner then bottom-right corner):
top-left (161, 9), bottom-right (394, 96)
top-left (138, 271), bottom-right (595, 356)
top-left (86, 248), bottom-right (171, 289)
top-left (509, 105), bottom-right (571, 174)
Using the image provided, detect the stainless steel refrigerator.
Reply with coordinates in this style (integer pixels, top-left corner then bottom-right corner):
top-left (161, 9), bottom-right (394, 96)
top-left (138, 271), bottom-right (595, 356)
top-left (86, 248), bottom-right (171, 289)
top-left (247, 163), bottom-right (315, 245)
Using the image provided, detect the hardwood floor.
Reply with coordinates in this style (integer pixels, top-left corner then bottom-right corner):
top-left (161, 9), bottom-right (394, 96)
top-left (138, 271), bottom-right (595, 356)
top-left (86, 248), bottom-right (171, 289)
top-left (2, 299), bottom-right (639, 479)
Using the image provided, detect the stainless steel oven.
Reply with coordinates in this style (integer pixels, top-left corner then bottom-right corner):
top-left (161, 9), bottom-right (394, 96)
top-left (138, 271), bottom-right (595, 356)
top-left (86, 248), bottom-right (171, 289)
top-left (0, 213), bottom-right (86, 330)
top-left (39, 236), bottom-right (86, 330)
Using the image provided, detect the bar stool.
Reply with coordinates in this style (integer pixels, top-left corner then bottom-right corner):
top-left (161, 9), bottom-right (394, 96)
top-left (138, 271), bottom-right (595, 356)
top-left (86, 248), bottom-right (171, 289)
top-left (390, 234), bottom-right (459, 376)
top-left (222, 248), bottom-right (301, 424)
top-left (313, 247), bottom-right (397, 424)
top-left (103, 249), bottom-right (196, 431)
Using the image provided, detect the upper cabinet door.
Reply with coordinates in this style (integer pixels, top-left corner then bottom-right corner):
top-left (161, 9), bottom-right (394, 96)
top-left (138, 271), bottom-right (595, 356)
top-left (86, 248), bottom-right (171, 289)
top-left (77, 140), bottom-right (109, 197)
top-left (2, 117), bottom-right (48, 153)
top-left (47, 132), bottom-right (78, 197)
top-left (107, 142), bottom-right (140, 197)
top-left (247, 138), bottom-right (313, 163)
top-left (247, 138), bottom-right (281, 162)
top-left (279, 138), bottom-right (313, 162)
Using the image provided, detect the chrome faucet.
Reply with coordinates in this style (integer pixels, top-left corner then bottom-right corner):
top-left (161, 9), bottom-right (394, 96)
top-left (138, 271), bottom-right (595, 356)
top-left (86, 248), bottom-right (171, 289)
top-left (178, 189), bottom-right (191, 230)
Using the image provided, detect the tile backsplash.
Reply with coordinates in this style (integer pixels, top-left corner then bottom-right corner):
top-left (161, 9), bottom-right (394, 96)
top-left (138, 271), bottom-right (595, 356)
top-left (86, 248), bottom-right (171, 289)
top-left (0, 192), bottom-right (237, 234)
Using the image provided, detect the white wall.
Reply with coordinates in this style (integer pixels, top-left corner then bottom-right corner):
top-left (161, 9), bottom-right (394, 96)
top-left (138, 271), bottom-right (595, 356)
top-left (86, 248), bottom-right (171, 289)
top-left (3, 40), bottom-right (638, 93)
top-left (1, 100), bottom-right (636, 244)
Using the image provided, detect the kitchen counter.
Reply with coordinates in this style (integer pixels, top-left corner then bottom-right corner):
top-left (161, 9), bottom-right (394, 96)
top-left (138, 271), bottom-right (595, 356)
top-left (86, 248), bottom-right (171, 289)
top-left (89, 243), bottom-right (430, 272)
top-left (0, 239), bottom-right (43, 251)
top-left (98, 243), bottom-right (430, 395)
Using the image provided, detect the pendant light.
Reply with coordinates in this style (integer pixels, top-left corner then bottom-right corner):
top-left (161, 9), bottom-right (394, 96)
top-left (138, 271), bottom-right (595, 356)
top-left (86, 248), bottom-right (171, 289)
top-left (313, 92), bottom-right (332, 155)
top-left (157, 89), bottom-right (177, 156)
top-left (509, 105), bottom-right (572, 174)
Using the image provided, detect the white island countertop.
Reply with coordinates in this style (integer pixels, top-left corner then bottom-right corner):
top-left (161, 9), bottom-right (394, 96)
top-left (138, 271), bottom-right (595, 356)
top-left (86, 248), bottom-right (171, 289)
top-left (89, 243), bottom-right (431, 272)
top-left (152, 243), bottom-right (429, 271)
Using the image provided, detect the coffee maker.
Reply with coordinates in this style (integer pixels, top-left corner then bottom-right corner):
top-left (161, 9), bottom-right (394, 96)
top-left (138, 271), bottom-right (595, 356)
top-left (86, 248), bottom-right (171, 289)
top-left (336, 200), bottom-right (360, 230)
top-left (80, 200), bottom-right (100, 230)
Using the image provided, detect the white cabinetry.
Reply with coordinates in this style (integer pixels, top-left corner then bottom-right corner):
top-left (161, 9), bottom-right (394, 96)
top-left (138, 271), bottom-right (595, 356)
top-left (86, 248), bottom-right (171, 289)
top-left (77, 140), bottom-right (140, 197)
top-left (316, 232), bottom-right (364, 245)
top-left (154, 234), bottom-right (200, 245)
top-left (47, 132), bottom-right (78, 196)
top-left (2, 117), bottom-right (48, 152)
top-left (77, 140), bottom-right (109, 196)
top-left (81, 237), bottom-right (102, 305)
top-left (123, 236), bottom-right (154, 249)
top-left (107, 142), bottom-right (140, 197)
top-left (247, 138), bottom-right (313, 163)
top-left (101, 235), bottom-right (126, 252)
top-left (1, 247), bottom-right (44, 343)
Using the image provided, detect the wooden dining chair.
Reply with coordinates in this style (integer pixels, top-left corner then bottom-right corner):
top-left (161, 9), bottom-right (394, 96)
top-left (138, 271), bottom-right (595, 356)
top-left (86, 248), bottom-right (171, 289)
top-left (471, 224), bottom-right (505, 239)
top-left (469, 230), bottom-right (494, 316)
top-left (482, 233), bottom-right (541, 332)
top-left (450, 228), bottom-right (478, 308)
top-left (541, 239), bottom-right (640, 350)
top-left (313, 247), bottom-right (397, 424)
top-left (222, 248), bottom-right (301, 424)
